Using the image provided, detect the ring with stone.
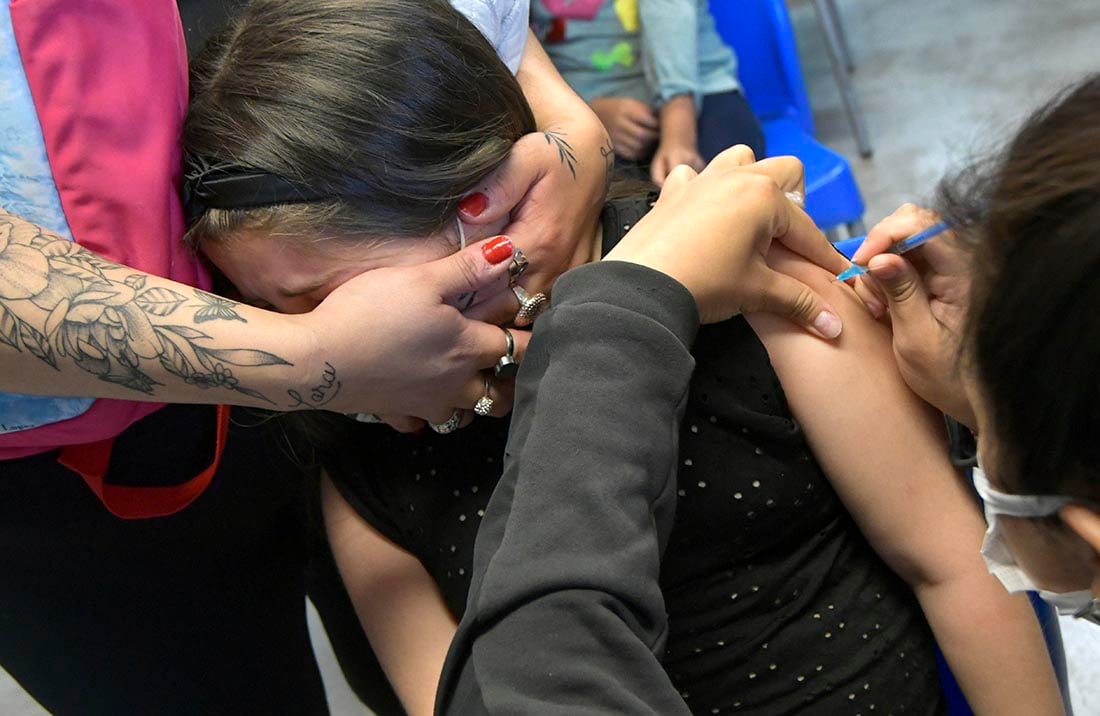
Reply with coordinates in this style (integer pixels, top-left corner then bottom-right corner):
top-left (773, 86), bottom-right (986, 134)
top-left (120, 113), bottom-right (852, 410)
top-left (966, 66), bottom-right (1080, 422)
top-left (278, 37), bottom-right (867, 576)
top-left (507, 248), bottom-right (529, 286)
top-left (494, 328), bottom-right (519, 379)
top-left (473, 377), bottom-right (494, 417)
top-left (511, 285), bottom-right (548, 327)
top-left (428, 411), bottom-right (462, 434)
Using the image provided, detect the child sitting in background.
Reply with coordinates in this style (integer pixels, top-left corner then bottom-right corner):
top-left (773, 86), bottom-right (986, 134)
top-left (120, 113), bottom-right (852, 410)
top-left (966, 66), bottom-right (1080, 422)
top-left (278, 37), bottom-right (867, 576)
top-left (532, 0), bottom-right (764, 185)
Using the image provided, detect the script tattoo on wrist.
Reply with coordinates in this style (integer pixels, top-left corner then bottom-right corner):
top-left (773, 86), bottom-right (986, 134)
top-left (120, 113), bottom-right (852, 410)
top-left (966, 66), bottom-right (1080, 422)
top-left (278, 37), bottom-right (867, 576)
top-left (286, 361), bottom-right (341, 409)
top-left (0, 213), bottom-right (289, 403)
top-left (543, 130), bottom-right (578, 180)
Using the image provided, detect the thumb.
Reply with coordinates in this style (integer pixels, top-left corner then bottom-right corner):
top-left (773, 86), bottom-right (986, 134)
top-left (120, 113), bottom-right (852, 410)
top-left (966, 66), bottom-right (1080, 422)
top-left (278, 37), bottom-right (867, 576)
top-left (660, 164), bottom-right (699, 196)
top-left (422, 236), bottom-right (515, 301)
top-left (866, 254), bottom-right (931, 323)
top-left (751, 269), bottom-right (843, 340)
top-left (457, 137), bottom-right (541, 225)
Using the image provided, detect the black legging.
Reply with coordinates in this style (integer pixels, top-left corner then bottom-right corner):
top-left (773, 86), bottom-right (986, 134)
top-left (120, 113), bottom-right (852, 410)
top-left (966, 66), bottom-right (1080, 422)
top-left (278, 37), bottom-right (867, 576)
top-left (0, 406), bottom-right (327, 716)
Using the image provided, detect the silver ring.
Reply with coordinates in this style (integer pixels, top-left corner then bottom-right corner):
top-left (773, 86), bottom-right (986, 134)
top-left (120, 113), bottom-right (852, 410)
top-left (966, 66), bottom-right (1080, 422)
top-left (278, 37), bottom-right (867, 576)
top-left (428, 411), bottom-right (462, 434)
top-left (508, 248), bottom-right (529, 286)
top-left (494, 328), bottom-right (519, 379)
top-left (512, 285), bottom-right (548, 327)
top-left (474, 377), bottom-right (494, 417)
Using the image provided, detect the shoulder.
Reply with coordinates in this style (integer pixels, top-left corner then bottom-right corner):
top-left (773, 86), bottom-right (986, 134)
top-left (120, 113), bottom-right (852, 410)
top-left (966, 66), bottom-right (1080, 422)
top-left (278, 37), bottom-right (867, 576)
top-left (449, 0), bottom-right (530, 73)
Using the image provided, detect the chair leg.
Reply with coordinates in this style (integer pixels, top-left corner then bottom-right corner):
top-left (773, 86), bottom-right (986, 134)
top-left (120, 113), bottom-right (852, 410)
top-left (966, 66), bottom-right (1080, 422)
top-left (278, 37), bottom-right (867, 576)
top-left (812, 0), bottom-right (873, 158)
top-left (846, 219), bottom-right (866, 237)
top-left (821, 0), bottom-right (855, 72)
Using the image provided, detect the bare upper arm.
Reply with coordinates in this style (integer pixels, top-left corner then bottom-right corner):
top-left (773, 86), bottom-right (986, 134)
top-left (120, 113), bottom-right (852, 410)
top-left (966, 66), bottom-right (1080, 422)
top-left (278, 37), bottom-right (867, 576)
top-left (321, 474), bottom-right (457, 716)
top-left (744, 246), bottom-right (986, 587)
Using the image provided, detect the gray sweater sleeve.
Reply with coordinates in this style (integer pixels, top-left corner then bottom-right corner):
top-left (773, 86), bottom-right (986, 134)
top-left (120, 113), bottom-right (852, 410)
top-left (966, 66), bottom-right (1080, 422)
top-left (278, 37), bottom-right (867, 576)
top-left (436, 261), bottom-right (699, 715)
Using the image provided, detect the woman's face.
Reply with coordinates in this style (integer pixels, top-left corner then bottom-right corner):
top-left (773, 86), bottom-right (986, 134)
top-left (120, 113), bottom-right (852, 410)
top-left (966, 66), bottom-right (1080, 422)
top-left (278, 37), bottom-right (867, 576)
top-left (969, 380), bottom-right (1100, 595)
top-left (203, 218), bottom-right (507, 314)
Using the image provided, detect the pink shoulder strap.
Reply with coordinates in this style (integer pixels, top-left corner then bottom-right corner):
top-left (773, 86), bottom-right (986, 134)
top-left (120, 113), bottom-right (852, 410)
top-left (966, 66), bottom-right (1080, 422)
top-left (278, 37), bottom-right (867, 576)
top-left (11, 0), bottom-right (208, 288)
top-left (1, 0), bottom-right (211, 461)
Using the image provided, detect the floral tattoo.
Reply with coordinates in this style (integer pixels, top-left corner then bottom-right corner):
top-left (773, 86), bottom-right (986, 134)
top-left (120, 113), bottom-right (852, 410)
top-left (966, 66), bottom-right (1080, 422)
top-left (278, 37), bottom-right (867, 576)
top-left (543, 130), bottom-right (578, 180)
top-left (0, 214), bottom-right (289, 403)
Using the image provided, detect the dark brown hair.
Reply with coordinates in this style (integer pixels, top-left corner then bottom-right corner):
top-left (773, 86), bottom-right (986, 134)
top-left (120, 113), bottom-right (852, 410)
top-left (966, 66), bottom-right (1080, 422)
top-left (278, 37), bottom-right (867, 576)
top-left (183, 0), bottom-right (536, 248)
top-left (937, 74), bottom-right (1100, 496)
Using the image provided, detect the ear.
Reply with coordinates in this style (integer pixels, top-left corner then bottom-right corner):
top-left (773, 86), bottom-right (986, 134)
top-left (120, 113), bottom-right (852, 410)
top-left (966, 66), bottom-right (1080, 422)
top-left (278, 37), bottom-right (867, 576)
top-left (1060, 503), bottom-right (1100, 594)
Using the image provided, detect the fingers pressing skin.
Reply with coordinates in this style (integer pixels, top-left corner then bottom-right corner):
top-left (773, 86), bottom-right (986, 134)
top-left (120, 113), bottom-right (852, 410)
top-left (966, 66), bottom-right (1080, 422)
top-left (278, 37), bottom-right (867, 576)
top-left (704, 150), bottom-right (844, 278)
top-left (781, 218), bottom-right (850, 278)
top-left (738, 156), bottom-right (806, 197)
top-left (849, 203), bottom-right (968, 321)
top-left (712, 143), bottom-right (757, 167)
top-left (852, 275), bottom-right (887, 319)
top-left (864, 253), bottom-right (977, 428)
top-left (606, 154), bottom-right (845, 338)
top-left (851, 203), bottom-right (941, 265)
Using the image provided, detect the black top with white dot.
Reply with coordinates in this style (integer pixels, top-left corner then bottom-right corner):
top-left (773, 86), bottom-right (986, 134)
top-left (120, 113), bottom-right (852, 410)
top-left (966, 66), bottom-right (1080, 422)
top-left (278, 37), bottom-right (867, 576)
top-left (326, 197), bottom-right (945, 715)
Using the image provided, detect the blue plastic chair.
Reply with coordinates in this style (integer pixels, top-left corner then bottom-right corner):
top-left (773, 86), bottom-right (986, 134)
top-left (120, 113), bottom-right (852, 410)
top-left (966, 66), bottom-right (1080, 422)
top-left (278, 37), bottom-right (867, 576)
top-left (831, 234), bottom-right (1073, 716)
top-left (708, 0), bottom-right (866, 235)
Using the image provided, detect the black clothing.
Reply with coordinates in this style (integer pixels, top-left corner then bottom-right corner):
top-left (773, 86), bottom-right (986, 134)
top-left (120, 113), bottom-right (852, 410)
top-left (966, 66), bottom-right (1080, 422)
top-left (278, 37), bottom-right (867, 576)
top-left (697, 89), bottom-right (766, 161)
top-left (325, 198), bottom-right (946, 714)
top-left (0, 405), bottom-right (328, 716)
top-left (177, 0), bottom-right (247, 59)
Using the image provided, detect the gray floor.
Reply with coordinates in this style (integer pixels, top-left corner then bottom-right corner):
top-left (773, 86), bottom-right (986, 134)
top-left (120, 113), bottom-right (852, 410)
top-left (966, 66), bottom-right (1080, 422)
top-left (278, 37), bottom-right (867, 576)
top-left (3, 0), bottom-right (1099, 713)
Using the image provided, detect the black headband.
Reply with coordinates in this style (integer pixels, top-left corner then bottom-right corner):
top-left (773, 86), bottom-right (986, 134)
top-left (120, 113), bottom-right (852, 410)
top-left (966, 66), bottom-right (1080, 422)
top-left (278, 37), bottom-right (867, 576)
top-left (181, 154), bottom-right (331, 225)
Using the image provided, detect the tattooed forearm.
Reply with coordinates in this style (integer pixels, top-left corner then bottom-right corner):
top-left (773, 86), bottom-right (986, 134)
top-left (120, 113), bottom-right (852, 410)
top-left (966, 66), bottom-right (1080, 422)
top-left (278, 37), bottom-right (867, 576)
top-left (543, 130), bottom-right (578, 180)
top-left (286, 361), bottom-right (341, 409)
top-left (0, 213), bottom-right (289, 403)
top-left (193, 290), bottom-right (247, 322)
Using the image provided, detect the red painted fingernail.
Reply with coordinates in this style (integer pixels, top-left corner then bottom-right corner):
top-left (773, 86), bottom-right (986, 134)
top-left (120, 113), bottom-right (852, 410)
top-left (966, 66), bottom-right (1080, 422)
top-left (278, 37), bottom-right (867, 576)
top-left (459, 192), bottom-right (488, 218)
top-left (481, 235), bottom-right (514, 265)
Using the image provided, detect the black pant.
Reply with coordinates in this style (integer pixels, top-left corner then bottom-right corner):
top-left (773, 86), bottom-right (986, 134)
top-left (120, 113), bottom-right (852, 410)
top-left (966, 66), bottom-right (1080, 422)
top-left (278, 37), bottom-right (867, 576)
top-left (0, 405), bottom-right (327, 716)
top-left (619, 90), bottom-right (766, 181)
top-left (697, 89), bottom-right (766, 161)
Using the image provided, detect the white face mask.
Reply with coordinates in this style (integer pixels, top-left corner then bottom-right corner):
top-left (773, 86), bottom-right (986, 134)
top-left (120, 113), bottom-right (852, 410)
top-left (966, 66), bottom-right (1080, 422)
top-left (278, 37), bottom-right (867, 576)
top-left (972, 466), bottom-right (1100, 625)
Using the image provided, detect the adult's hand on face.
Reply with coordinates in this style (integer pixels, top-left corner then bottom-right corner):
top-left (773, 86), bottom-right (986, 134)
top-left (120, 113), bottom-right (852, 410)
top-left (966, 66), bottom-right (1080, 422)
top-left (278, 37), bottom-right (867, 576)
top-left (589, 97), bottom-right (659, 161)
top-left (295, 238), bottom-right (527, 425)
top-left (850, 204), bottom-right (977, 427)
top-left (370, 329), bottom-right (529, 435)
top-left (457, 120), bottom-right (611, 320)
top-left (604, 146), bottom-right (849, 337)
